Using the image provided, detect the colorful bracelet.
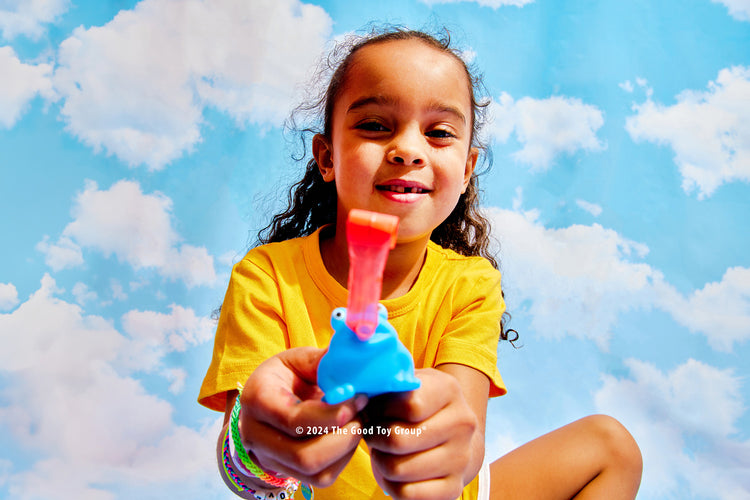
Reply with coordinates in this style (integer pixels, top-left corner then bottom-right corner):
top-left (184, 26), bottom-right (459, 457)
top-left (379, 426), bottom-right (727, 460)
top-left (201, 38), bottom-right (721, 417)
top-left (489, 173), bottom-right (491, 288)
top-left (229, 388), bottom-right (313, 499)
top-left (221, 428), bottom-right (298, 499)
top-left (228, 426), bottom-right (259, 478)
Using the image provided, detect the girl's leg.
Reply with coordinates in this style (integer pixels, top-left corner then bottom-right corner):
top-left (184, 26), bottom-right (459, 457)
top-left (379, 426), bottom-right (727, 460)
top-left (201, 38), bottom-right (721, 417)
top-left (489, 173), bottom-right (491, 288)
top-left (489, 414), bottom-right (642, 500)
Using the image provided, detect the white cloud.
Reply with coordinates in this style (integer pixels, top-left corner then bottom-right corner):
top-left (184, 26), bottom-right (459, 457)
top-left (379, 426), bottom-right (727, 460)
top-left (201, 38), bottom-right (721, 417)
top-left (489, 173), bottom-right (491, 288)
top-left (420, 0), bottom-right (534, 7)
top-left (595, 358), bottom-right (749, 499)
top-left (0, 274), bottom-right (220, 499)
top-left (489, 206), bottom-right (658, 349)
top-left (163, 367), bottom-right (188, 394)
top-left (72, 282), bottom-right (98, 306)
top-left (218, 250), bottom-right (240, 267)
top-left (53, 0), bottom-right (332, 170)
top-left (629, 77), bottom-right (654, 98)
top-left (0, 457), bottom-right (10, 485)
top-left (489, 205), bottom-right (750, 351)
top-left (0, 282), bottom-right (19, 311)
top-left (712, 0), bottom-right (750, 21)
top-left (619, 80), bottom-right (634, 93)
top-left (120, 304), bottom-right (215, 371)
top-left (36, 235), bottom-right (83, 270)
top-left (0, 273), bottom-right (121, 378)
top-left (488, 92), bottom-right (606, 170)
top-left (129, 278), bottom-right (150, 292)
top-left (659, 266), bottom-right (750, 352)
top-left (625, 66), bottom-right (750, 199)
top-left (0, 46), bottom-right (55, 128)
top-left (110, 279), bottom-right (127, 301)
top-left (0, 0), bottom-right (69, 40)
top-left (38, 179), bottom-right (216, 287)
top-left (575, 198), bottom-right (602, 217)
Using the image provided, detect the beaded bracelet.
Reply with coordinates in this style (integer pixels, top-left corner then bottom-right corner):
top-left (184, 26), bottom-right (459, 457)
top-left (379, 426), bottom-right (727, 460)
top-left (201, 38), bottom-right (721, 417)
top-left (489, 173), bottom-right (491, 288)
top-left (221, 428), bottom-right (297, 499)
top-left (229, 388), bottom-right (314, 499)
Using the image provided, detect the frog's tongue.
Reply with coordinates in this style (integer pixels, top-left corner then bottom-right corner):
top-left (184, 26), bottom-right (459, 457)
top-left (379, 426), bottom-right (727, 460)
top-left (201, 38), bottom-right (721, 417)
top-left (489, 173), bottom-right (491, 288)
top-left (345, 209), bottom-right (398, 340)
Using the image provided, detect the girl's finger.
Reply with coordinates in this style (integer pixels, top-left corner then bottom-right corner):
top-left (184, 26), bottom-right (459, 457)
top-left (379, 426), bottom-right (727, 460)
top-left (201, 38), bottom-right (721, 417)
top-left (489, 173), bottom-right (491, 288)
top-left (247, 380), bottom-right (368, 436)
top-left (276, 346), bottom-right (328, 385)
top-left (242, 349), bottom-right (368, 435)
top-left (246, 347), bottom-right (327, 402)
top-left (364, 418), bottom-right (446, 454)
top-left (246, 418), bottom-right (365, 486)
top-left (365, 388), bottom-right (474, 455)
top-left (369, 444), bottom-right (458, 483)
top-left (256, 436), bottom-right (362, 488)
top-left (374, 369), bottom-right (458, 423)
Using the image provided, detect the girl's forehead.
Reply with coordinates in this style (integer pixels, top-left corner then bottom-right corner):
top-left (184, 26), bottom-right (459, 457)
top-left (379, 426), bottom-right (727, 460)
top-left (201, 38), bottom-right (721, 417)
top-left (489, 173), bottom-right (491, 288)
top-left (350, 39), bottom-right (466, 80)
top-left (341, 39), bottom-right (472, 108)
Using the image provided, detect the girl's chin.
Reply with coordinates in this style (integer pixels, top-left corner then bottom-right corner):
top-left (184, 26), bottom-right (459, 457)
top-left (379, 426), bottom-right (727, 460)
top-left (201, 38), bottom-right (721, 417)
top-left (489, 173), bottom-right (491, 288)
top-left (392, 224), bottom-right (435, 245)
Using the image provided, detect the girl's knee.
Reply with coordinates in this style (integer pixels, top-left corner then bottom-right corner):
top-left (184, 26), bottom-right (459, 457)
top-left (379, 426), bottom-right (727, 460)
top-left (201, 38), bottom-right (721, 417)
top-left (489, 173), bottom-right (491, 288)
top-left (582, 414), bottom-right (642, 475)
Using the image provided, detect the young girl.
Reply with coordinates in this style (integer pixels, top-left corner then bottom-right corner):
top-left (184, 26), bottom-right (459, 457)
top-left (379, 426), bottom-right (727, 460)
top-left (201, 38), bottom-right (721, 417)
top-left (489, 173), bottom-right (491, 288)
top-left (198, 27), bottom-right (642, 500)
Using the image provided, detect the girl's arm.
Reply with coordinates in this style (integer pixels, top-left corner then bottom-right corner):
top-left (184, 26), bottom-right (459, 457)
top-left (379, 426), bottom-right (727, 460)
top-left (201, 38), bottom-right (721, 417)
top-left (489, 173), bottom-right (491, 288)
top-left (363, 363), bottom-right (490, 500)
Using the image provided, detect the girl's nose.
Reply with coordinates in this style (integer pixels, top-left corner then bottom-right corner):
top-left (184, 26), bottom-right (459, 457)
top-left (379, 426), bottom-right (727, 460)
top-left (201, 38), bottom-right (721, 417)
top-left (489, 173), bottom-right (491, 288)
top-left (387, 129), bottom-right (425, 166)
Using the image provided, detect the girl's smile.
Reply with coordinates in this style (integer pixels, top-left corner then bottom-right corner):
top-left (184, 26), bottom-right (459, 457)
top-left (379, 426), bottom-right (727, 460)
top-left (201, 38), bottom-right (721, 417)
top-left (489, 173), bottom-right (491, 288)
top-left (313, 38), bottom-right (478, 245)
top-left (375, 178), bottom-right (432, 203)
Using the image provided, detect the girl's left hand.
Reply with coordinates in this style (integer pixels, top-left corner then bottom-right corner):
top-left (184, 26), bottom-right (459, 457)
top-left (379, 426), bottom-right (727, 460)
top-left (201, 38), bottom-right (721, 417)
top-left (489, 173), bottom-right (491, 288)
top-left (362, 367), bottom-right (479, 500)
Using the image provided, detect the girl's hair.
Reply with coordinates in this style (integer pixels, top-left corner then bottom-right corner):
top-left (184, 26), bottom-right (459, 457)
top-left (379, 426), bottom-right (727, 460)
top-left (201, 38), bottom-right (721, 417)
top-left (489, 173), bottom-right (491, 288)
top-left (257, 25), bottom-right (518, 344)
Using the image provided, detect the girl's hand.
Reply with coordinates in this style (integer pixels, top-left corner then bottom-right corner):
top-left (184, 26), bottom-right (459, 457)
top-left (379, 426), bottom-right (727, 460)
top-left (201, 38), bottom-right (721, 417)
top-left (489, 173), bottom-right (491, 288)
top-left (363, 367), bottom-right (485, 500)
top-left (232, 346), bottom-right (368, 487)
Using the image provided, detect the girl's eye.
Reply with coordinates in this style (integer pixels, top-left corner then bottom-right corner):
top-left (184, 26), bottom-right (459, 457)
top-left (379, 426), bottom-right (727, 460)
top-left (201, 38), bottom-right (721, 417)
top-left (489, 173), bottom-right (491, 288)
top-left (356, 121), bottom-right (388, 132)
top-left (426, 129), bottom-right (456, 139)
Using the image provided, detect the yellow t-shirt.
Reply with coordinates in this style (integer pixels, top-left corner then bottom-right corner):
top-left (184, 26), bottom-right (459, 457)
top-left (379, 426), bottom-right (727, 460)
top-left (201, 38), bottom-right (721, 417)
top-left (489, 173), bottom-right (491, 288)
top-left (199, 227), bottom-right (506, 499)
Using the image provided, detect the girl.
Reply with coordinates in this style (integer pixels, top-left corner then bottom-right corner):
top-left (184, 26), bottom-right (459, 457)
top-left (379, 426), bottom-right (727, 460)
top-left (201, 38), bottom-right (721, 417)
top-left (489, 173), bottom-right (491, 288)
top-left (199, 27), bottom-right (642, 500)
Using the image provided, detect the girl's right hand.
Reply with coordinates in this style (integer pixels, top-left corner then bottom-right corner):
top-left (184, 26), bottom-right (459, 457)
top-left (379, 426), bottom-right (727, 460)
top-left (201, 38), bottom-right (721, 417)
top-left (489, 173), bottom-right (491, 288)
top-left (233, 346), bottom-right (367, 487)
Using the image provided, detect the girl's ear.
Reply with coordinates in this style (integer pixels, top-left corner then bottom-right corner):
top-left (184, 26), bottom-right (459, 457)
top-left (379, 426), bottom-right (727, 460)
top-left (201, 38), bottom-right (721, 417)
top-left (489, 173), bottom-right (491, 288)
top-left (462, 147), bottom-right (479, 193)
top-left (313, 134), bottom-right (335, 182)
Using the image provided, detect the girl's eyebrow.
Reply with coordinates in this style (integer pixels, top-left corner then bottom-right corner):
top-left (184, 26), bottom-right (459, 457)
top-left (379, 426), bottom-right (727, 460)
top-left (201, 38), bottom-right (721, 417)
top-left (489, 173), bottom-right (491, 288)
top-left (347, 95), bottom-right (467, 125)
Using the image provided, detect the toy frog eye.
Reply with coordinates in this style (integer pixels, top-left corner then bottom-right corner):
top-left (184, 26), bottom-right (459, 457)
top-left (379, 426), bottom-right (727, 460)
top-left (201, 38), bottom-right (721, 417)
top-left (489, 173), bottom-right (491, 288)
top-left (333, 308), bottom-right (345, 319)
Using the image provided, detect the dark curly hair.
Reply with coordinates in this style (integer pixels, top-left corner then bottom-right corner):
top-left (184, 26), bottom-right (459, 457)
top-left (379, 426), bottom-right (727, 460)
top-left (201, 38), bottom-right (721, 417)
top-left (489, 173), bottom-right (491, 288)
top-left (257, 26), bottom-right (517, 345)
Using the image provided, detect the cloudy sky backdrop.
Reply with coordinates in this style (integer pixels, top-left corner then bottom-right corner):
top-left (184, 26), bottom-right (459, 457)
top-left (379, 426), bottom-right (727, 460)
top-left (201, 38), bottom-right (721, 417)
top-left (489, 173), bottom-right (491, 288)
top-left (1, 0), bottom-right (749, 499)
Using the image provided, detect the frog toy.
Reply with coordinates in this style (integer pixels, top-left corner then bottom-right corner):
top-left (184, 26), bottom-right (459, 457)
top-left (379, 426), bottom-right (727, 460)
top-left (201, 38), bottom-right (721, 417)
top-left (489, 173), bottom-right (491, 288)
top-left (317, 304), bottom-right (421, 405)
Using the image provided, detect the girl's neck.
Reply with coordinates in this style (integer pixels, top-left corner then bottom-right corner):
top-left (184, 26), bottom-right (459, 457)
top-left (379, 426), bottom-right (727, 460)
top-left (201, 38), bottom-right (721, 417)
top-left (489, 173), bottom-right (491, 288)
top-left (319, 224), bottom-right (428, 300)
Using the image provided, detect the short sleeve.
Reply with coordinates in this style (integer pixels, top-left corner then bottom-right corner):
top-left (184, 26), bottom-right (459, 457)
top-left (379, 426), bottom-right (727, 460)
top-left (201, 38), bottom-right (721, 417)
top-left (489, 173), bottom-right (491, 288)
top-left (435, 262), bottom-right (506, 397)
top-left (198, 255), bottom-right (289, 411)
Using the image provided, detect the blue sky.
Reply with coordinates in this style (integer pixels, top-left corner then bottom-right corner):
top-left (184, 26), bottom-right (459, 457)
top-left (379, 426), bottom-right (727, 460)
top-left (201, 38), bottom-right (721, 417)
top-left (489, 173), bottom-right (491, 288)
top-left (0, 0), bottom-right (748, 498)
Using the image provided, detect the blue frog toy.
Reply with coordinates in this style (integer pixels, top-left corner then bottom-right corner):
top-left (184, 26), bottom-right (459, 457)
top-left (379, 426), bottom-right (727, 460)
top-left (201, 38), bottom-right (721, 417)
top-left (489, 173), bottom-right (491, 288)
top-left (317, 304), bottom-right (421, 405)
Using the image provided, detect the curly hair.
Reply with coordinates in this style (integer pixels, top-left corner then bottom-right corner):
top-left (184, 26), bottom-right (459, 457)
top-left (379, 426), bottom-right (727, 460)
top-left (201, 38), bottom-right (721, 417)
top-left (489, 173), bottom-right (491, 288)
top-left (257, 25), bottom-right (518, 344)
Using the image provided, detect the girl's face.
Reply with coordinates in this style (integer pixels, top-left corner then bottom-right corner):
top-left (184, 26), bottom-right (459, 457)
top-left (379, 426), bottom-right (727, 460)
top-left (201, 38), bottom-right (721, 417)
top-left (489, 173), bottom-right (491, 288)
top-left (314, 38), bottom-right (478, 244)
